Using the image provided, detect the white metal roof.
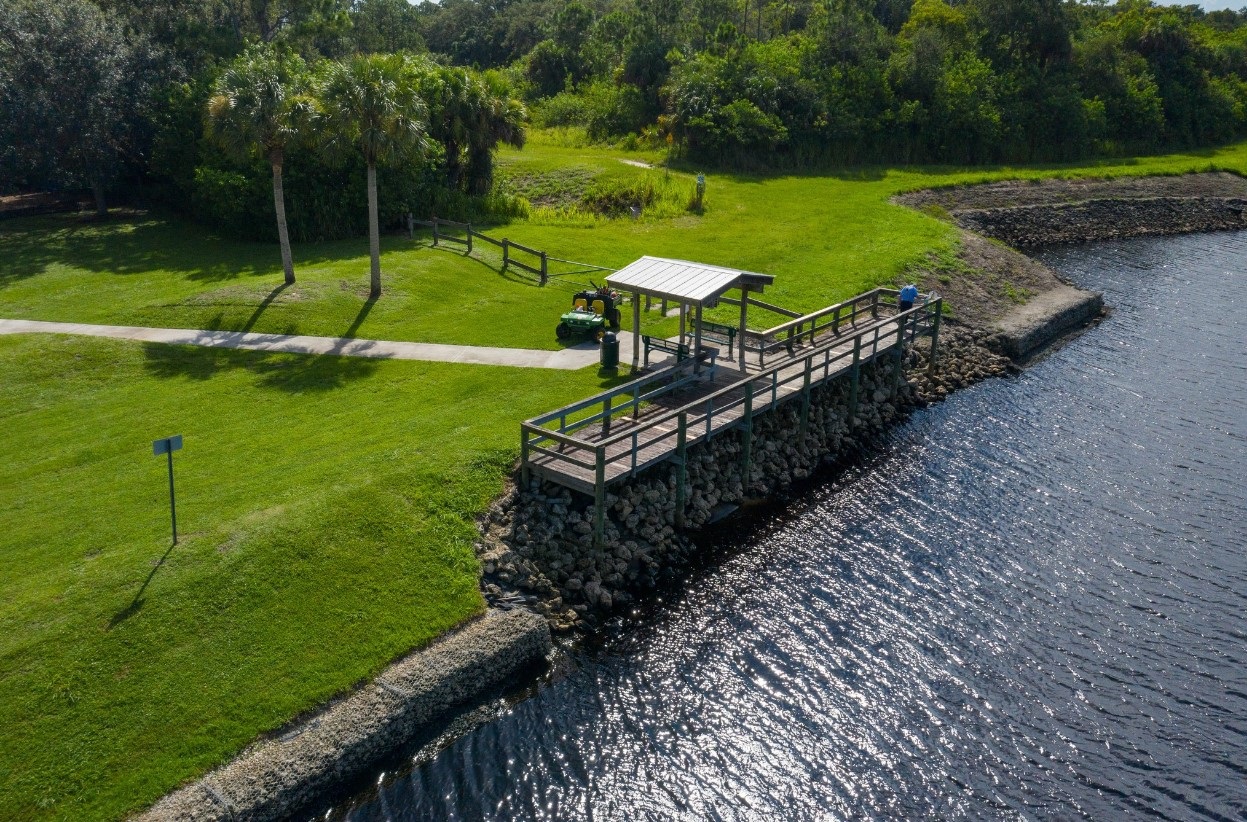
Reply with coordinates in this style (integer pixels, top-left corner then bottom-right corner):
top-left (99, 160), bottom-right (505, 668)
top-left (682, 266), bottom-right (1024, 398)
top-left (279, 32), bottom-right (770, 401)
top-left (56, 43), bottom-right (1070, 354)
top-left (606, 256), bottom-right (774, 306)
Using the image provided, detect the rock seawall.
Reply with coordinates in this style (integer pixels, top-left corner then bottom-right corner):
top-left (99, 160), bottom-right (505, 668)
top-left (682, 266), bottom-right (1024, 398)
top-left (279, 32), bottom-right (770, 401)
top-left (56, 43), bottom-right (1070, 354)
top-left (478, 336), bottom-right (1014, 629)
top-left (957, 197), bottom-right (1247, 247)
top-left (134, 609), bottom-right (550, 822)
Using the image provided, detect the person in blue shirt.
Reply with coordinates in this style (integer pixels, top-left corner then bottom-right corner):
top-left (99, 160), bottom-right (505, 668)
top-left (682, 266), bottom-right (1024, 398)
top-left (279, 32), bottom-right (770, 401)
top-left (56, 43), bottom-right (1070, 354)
top-left (899, 283), bottom-right (919, 311)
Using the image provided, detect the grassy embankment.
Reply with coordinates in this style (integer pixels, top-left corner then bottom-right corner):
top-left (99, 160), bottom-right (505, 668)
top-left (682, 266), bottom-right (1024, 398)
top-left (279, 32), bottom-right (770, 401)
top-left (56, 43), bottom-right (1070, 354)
top-left (2, 131), bottom-right (1246, 820)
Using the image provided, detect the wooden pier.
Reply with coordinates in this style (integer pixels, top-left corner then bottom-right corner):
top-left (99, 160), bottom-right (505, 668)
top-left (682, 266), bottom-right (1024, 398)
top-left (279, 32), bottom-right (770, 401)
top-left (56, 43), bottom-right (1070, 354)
top-left (521, 288), bottom-right (943, 544)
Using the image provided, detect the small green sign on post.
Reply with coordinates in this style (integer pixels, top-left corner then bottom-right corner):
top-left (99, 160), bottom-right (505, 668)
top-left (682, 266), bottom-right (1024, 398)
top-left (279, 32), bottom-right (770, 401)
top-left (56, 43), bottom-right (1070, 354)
top-left (152, 435), bottom-right (183, 545)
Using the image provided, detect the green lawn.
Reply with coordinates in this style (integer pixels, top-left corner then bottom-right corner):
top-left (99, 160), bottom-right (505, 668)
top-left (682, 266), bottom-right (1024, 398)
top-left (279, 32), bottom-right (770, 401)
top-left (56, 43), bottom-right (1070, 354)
top-left (0, 333), bottom-right (605, 820)
top-left (5, 133), bottom-right (1244, 347)
top-left (3, 132), bottom-right (1247, 820)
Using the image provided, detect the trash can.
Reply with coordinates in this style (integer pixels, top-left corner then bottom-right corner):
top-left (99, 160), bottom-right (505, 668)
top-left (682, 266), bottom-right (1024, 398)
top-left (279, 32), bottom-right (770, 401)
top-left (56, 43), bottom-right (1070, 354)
top-left (600, 331), bottom-right (619, 369)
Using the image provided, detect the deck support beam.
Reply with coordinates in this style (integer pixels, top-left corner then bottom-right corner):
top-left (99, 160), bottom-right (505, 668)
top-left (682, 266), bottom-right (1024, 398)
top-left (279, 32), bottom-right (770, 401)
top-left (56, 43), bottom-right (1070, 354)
top-left (848, 337), bottom-right (861, 428)
top-left (678, 303), bottom-right (687, 355)
top-left (675, 412), bottom-right (688, 529)
top-left (891, 317), bottom-right (906, 396)
top-left (520, 431), bottom-right (531, 488)
top-left (738, 288), bottom-right (749, 368)
top-left (740, 383), bottom-right (754, 492)
top-left (693, 303), bottom-right (704, 375)
top-left (592, 446), bottom-right (606, 548)
top-left (631, 290), bottom-right (641, 372)
top-left (799, 355), bottom-right (813, 445)
top-left (927, 300), bottom-right (942, 375)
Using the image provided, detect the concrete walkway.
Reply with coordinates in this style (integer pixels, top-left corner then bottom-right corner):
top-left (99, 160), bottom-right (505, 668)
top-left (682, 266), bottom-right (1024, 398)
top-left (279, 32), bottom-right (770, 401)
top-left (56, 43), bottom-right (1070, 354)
top-left (0, 318), bottom-right (634, 370)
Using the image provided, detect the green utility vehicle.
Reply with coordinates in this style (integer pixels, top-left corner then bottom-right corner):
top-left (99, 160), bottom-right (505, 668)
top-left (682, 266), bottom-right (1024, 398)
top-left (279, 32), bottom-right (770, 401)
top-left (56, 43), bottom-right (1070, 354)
top-left (555, 284), bottom-right (622, 342)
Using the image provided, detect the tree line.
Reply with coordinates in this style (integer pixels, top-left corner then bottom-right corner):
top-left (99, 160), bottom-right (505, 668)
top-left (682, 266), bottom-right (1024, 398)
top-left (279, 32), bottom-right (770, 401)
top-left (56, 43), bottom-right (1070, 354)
top-left (0, 0), bottom-right (525, 278)
top-left (4, 0), bottom-right (1247, 254)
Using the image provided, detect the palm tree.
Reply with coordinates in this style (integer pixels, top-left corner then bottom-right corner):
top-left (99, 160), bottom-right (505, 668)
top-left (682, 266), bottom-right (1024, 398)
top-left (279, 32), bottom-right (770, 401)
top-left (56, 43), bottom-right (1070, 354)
top-left (319, 54), bottom-right (428, 299)
top-left (207, 46), bottom-right (310, 286)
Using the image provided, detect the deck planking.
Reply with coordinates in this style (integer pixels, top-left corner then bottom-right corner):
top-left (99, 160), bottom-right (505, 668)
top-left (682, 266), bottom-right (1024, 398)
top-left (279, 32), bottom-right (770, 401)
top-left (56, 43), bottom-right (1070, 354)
top-left (527, 313), bottom-right (914, 494)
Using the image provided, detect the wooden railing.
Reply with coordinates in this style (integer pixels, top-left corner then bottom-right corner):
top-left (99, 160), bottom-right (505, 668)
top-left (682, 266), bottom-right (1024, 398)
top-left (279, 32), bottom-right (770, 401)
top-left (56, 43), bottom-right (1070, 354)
top-left (410, 216), bottom-right (549, 283)
top-left (522, 296), bottom-right (943, 543)
top-left (740, 288), bottom-right (909, 366)
top-left (525, 350), bottom-right (717, 440)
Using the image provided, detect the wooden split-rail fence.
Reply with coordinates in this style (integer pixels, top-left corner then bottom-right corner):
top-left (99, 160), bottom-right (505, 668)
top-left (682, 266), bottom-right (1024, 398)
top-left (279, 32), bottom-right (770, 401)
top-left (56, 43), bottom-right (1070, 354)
top-left (410, 215), bottom-right (550, 283)
top-left (521, 288), bottom-right (943, 545)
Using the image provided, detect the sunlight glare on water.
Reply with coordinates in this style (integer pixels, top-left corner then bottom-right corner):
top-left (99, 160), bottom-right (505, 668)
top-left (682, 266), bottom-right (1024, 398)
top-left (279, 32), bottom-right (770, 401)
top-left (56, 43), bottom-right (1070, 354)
top-left (332, 232), bottom-right (1247, 821)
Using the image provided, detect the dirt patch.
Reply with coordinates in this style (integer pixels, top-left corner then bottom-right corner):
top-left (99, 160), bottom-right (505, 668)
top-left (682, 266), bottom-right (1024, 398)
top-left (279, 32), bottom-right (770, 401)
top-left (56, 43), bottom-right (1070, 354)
top-left (895, 171), bottom-right (1247, 212)
top-left (902, 230), bottom-right (1067, 328)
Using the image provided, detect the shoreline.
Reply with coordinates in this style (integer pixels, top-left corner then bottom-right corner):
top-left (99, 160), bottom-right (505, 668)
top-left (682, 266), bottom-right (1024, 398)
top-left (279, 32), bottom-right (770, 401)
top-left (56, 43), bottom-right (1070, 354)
top-left (133, 173), bottom-right (1237, 821)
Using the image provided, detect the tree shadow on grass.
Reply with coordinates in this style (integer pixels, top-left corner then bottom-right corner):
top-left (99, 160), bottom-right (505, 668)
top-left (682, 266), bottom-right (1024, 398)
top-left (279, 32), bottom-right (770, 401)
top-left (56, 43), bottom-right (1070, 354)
top-left (240, 282), bottom-right (292, 332)
top-left (0, 210), bottom-right (389, 288)
top-left (341, 296), bottom-right (376, 340)
top-left (142, 342), bottom-right (379, 393)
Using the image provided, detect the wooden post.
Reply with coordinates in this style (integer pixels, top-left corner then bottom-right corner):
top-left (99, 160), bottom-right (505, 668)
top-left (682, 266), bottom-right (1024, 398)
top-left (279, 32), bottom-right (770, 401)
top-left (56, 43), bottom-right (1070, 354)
top-left (891, 316), bottom-right (906, 396)
top-left (466, 223), bottom-right (473, 253)
top-left (602, 394), bottom-right (612, 435)
top-left (833, 305), bottom-right (841, 335)
top-left (502, 239), bottom-right (509, 269)
top-left (645, 295), bottom-right (652, 312)
top-left (432, 218), bottom-right (440, 246)
top-left (871, 290), bottom-right (879, 319)
top-left (631, 290), bottom-right (641, 371)
top-left (540, 251), bottom-right (548, 285)
top-left (593, 446), bottom-right (606, 548)
top-left (678, 303), bottom-right (687, 356)
top-left (928, 299), bottom-right (943, 375)
top-left (675, 412), bottom-right (688, 529)
top-left (848, 336), bottom-right (861, 428)
top-left (406, 212), bottom-right (414, 239)
top-left (799, 355), bottom-right (812, 444)
top-left (693, 303), bottom-right (704, 375)
top-left (740, 383), bottom-right (754, 492)
top-left (520, 429), bottom-right (531, 487)
top-left (738, 288), bottom-right (749, 368)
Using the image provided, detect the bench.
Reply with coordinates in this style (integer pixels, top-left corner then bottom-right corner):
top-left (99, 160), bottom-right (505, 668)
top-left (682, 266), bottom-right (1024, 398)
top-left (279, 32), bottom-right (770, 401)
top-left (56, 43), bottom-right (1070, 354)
top-left (642, 335), bottom-right (690, 367)
top-left (698, 320), bottom-right (738, 356)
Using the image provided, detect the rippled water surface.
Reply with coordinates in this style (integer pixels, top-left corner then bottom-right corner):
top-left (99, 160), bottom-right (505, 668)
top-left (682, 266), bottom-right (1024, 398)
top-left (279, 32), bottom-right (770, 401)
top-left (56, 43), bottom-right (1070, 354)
top-left (335, 232), bottom-right (1246, 821)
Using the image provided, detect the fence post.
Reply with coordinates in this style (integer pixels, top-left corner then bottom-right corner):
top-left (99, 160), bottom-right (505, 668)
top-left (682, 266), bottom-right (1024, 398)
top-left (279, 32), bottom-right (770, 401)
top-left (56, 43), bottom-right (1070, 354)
top-left (432, 217), bottom-right (439, 247)
top-left (799, 355), bottom-right (813, 444)
top-left (740, 383), bottom-right (754, 493)
top-left (520, 428), bottom-right (530, 488)
top-left (871, 291), bottom-right (879, 319)
top-left (848, 336), bottom-right (862, 428)
top-left (891, 316), bottom-right (906, 396)
top-left (406, 212), bottom-right (414, 239)
top-left (502, 239), bottom-right (509, 270)
top-left (602, 394), bottom-right (612, 435)
top-left (833, 305), bottom-right (841, 335)
top-left (593, 446), bottom-right (606, 548)
top-left (466, 222), bottom-right (473, 253)
top-left (927, 300), bottom-right (943, 375)
top-left (675, 412), bottom-right (688, 529)
top-left (540, 251), bottom-right (548, 285)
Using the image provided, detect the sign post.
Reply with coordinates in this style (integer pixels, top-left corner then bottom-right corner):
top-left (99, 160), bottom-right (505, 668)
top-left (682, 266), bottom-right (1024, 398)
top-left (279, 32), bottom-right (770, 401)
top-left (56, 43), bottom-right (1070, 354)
top-left (152, 435), bottom-right (183, 544)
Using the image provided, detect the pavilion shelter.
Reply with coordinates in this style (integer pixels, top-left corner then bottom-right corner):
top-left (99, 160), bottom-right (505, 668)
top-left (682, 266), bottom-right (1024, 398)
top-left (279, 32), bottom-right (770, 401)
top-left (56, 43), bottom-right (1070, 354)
top-left (606, 256), bottom-right (775, 372)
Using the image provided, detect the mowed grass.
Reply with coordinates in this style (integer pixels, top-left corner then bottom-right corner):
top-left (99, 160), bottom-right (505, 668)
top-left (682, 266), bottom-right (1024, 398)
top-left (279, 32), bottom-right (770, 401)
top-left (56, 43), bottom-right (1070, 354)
top-left (0, 333), bottom-right (603, 820)
top-left (5, 133), bottom-right (1245, 348)
top-left (4, 132), bottom-right (1247, 820)
top-left (495, 132), bottom-right (1247, 328)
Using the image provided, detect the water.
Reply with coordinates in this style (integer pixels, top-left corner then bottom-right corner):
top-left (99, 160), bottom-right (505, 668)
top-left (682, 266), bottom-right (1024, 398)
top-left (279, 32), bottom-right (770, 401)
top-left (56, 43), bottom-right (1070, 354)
top-left (332, 232), bottom-right (1247, 821)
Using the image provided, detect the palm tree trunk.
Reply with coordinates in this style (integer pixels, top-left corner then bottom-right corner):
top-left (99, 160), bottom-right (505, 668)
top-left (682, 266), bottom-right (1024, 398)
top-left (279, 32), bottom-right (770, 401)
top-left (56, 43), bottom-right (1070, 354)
top-left (367, 162), bottom-right (381, 299)
top-left (92, 179), bottom-right (107, 219)
top-left (271, 160), bottom-right (296, 285)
